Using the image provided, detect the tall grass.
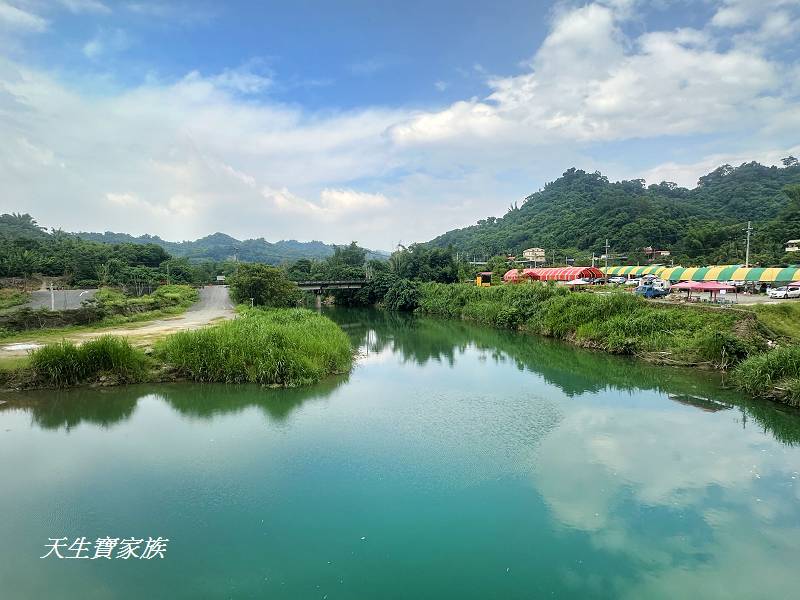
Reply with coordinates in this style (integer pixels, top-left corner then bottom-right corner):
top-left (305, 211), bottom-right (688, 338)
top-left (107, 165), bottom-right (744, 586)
top-left (155, 308), bottom-right (352, 386)
top-left (28, 335), bottom-right (150, 387)
top-left (731, 345), bottom-right (800, 406)
top-left (417, 282), bottom-right (766, 368)
top-left (0, 288), bottom-right (30, 310)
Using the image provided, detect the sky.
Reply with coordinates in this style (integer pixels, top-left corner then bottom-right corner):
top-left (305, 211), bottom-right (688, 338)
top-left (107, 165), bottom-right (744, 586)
top-left (1, 0), bottom-right (799, 249)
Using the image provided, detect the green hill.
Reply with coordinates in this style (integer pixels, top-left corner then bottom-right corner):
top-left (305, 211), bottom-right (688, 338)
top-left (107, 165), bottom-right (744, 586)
top-left (75, 231), bottom-right (388, 264)
top-left (428, 161), bottom-right (800, 265)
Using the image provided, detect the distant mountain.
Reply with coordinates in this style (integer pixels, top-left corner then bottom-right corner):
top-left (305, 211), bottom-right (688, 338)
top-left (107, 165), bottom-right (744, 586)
top-left (75, 230), bottom-right (388, 264)
top-left (427, 161), bottom-right (800, 265)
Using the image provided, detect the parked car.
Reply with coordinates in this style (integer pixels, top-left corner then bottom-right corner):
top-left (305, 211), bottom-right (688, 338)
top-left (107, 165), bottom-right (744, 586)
top-left (767, 285), bottom-right (800, 299)
top-left (608, 276), bottom-right (627, 284)
top-left (623, 278), bottom-right (641, 286)
top-left (635, 285), bottom-right (669, 299)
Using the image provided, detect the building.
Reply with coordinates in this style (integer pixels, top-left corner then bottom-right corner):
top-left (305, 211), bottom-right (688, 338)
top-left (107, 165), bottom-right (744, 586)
top-left (643, 246), bottom-right (671, 259)
top-left (522, 247), bottom-right (546, 263)
top-left (786, 240), bottom-right (800, 253)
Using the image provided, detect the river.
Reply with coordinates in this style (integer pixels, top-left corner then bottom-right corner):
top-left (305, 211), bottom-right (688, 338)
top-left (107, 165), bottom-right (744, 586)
top-left (1, 308), bottom-right (799, 599)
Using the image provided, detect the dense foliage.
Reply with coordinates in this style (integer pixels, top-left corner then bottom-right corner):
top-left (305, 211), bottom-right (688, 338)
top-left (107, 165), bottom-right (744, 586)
top-left (428, 162), bottom-right (800, 266)
top-left (229, 263), bottom-right (302, 307)
top-left (156, 308), bottom-right (352, 386)
top-left (0, 213), bottom-right (225, 289)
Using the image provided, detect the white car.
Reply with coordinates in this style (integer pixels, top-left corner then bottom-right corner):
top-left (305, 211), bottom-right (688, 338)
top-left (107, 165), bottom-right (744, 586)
top-left (624, 278), bottom-right (641, 286)
top-left (768, 285), bottom-right (800, 299)
top-left (608, 276), bottom-right (627, 284)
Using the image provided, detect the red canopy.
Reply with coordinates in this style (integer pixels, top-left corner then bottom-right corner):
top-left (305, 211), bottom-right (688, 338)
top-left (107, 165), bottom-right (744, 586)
top-left (503, 269), bottom-right (521, 282)
top-left (524, 267), bottom-right (604, 281)
top-left (695, 282), bottom-right (736, 292)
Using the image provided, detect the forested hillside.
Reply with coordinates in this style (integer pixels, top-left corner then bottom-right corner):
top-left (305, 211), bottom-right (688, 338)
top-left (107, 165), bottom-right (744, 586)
top-left (75, 231), bottom-right (337, 264)
top-left (428, 161), bottom-right (800, 265)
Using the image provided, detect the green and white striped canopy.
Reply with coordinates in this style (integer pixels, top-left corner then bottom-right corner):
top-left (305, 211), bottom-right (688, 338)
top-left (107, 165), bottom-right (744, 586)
top-left (602, 264), bottom-right (800, 282)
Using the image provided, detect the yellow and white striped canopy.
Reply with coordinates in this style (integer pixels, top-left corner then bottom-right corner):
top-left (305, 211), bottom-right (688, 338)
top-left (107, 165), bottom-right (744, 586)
top-left (602, 265), bottom-right (800, 282)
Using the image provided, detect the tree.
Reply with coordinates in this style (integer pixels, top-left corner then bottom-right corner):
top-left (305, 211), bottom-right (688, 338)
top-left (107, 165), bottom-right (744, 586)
top-left (229, 263), bottom-right (302, 307)
top-left (782, 156), bottom-right (798, 168)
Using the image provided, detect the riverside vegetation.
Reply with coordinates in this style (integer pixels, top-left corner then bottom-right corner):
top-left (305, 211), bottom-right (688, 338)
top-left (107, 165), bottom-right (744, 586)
top-left (5, 308), bottom-right (351, 389)
top-left (412, 281), bottom-right (800, 406)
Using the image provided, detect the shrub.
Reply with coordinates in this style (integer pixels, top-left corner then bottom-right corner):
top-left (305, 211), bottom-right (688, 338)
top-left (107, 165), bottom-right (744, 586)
top-left (383, 279), bottom-right (420, 311)
top-left (156, 308), bottom-right (352, 386)
top-left (229, 264), bottom-right (302, 308)
top-left (731, 345), bottom-right (800, 403)
top-left (28, 336), bottom-right (150, 387)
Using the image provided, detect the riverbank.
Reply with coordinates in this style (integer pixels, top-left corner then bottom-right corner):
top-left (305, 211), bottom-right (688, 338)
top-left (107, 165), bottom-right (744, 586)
top-left (1, 308), bottom-right (352, 390)
top-left (417, 282), bottom-right (768, 367)
top-left (414, 282), bottom-right (800, 406)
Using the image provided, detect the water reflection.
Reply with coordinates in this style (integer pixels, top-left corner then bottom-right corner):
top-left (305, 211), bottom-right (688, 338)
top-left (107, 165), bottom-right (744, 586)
top-left (1, 375), bottom-right (348, 431)
top-left (326, 307), bottom-right (800, 446)
top-left (1, 308), bottom-right (800, 599)
top-left (2, 308), bottom-right (800, 447)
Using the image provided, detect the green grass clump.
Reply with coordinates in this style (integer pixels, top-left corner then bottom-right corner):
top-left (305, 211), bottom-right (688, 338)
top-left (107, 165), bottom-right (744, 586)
top-left (731, 345), bottom-right (800, 405)
top-left (0, 288), bottom-right (30, 310)
top-left (155, 308), bottom-right (352, 386)
top-left (417, 282), bottom-right (766, 368)
top-left (27, 335), bottom-right (150, 387)
top-left (745, 303), bottom-right (800, 342)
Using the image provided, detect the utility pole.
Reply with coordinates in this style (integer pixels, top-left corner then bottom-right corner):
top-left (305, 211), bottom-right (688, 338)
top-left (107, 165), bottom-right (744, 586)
top-left (49, 280), bottom-right (54, 311)
top-left (604, 239), bottom-right (610, 275)
top-left (744, 221), bottom-right (753, 267)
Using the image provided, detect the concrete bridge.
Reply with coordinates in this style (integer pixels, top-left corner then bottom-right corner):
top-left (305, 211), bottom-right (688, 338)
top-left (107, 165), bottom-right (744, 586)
top-left (296, 280), bottom-right (368, 292)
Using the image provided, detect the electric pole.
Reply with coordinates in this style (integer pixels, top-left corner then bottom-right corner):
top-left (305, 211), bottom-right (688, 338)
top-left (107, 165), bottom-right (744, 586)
top-left (744, 221), bottom-right (753, 267)
top-left (604, 239), bottom-right (610, 275)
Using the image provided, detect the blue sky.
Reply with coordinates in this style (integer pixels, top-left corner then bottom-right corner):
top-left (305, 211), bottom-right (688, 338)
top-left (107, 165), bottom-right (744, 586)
top-left (1, 0), bottom-right (799, 248)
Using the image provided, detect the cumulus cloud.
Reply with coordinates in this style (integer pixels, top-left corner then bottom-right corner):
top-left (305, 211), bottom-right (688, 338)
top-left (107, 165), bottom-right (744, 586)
top-left (1, 0), bottom-right (799, 247)
top-left (393, 2), bottom-right (790, 146)
top-left (0, 1), bottom-right (47, 32)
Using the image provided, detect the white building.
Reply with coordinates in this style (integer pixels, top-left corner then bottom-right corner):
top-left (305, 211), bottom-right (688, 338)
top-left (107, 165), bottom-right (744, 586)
top-left (522, 247), bottom-right (546, 263)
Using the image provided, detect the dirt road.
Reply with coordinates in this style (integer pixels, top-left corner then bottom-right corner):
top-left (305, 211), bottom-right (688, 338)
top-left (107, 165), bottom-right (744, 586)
top-left (1, 286), bottom-right (235, 356)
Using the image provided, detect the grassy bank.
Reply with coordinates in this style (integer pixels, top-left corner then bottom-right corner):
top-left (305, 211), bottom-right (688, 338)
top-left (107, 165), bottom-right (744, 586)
top-left (2, 308), bottom-right (352, 389)
top-left (731, 346), bottom-right (800, 407)
top-left (155, 308), bottom-right (352, 386)
top-left (417, 282), bottom-right (767, 369)
top-left (0, 288), bottom-right (30, 310)
top-left (8, 336), bottom-right (151, 388)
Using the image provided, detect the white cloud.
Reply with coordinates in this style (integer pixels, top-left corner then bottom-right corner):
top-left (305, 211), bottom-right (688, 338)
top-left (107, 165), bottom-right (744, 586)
top-left (0, 1), bottom-right (46, 32)
top-left (638, 145), bottom-right (800, 188)
top-left (1, 0), bottom-right (800, 247)
top-left (711, 0), bottom-right (799, 28)
top-left (393, 3), bottom-right (788, 146)
top-left (59, 0), bottom-right (110, 14)
top-left (83, 28), bottom-right (131, 59)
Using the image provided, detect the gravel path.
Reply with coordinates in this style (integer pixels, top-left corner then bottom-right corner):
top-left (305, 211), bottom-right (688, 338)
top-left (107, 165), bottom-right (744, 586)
top-left (0, 285), bottom-right (234, 356)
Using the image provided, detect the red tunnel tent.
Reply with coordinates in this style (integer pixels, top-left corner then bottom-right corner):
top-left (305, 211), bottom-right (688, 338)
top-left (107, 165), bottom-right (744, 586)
top-left (502, 269), bottom-right (521, 282)
top-left (524, 267), bottom-right (604, 281)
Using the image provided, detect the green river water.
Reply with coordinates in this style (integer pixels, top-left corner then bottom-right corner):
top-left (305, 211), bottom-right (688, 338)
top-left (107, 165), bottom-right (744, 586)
top-left (1, 308), bottom-right (800, 599)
